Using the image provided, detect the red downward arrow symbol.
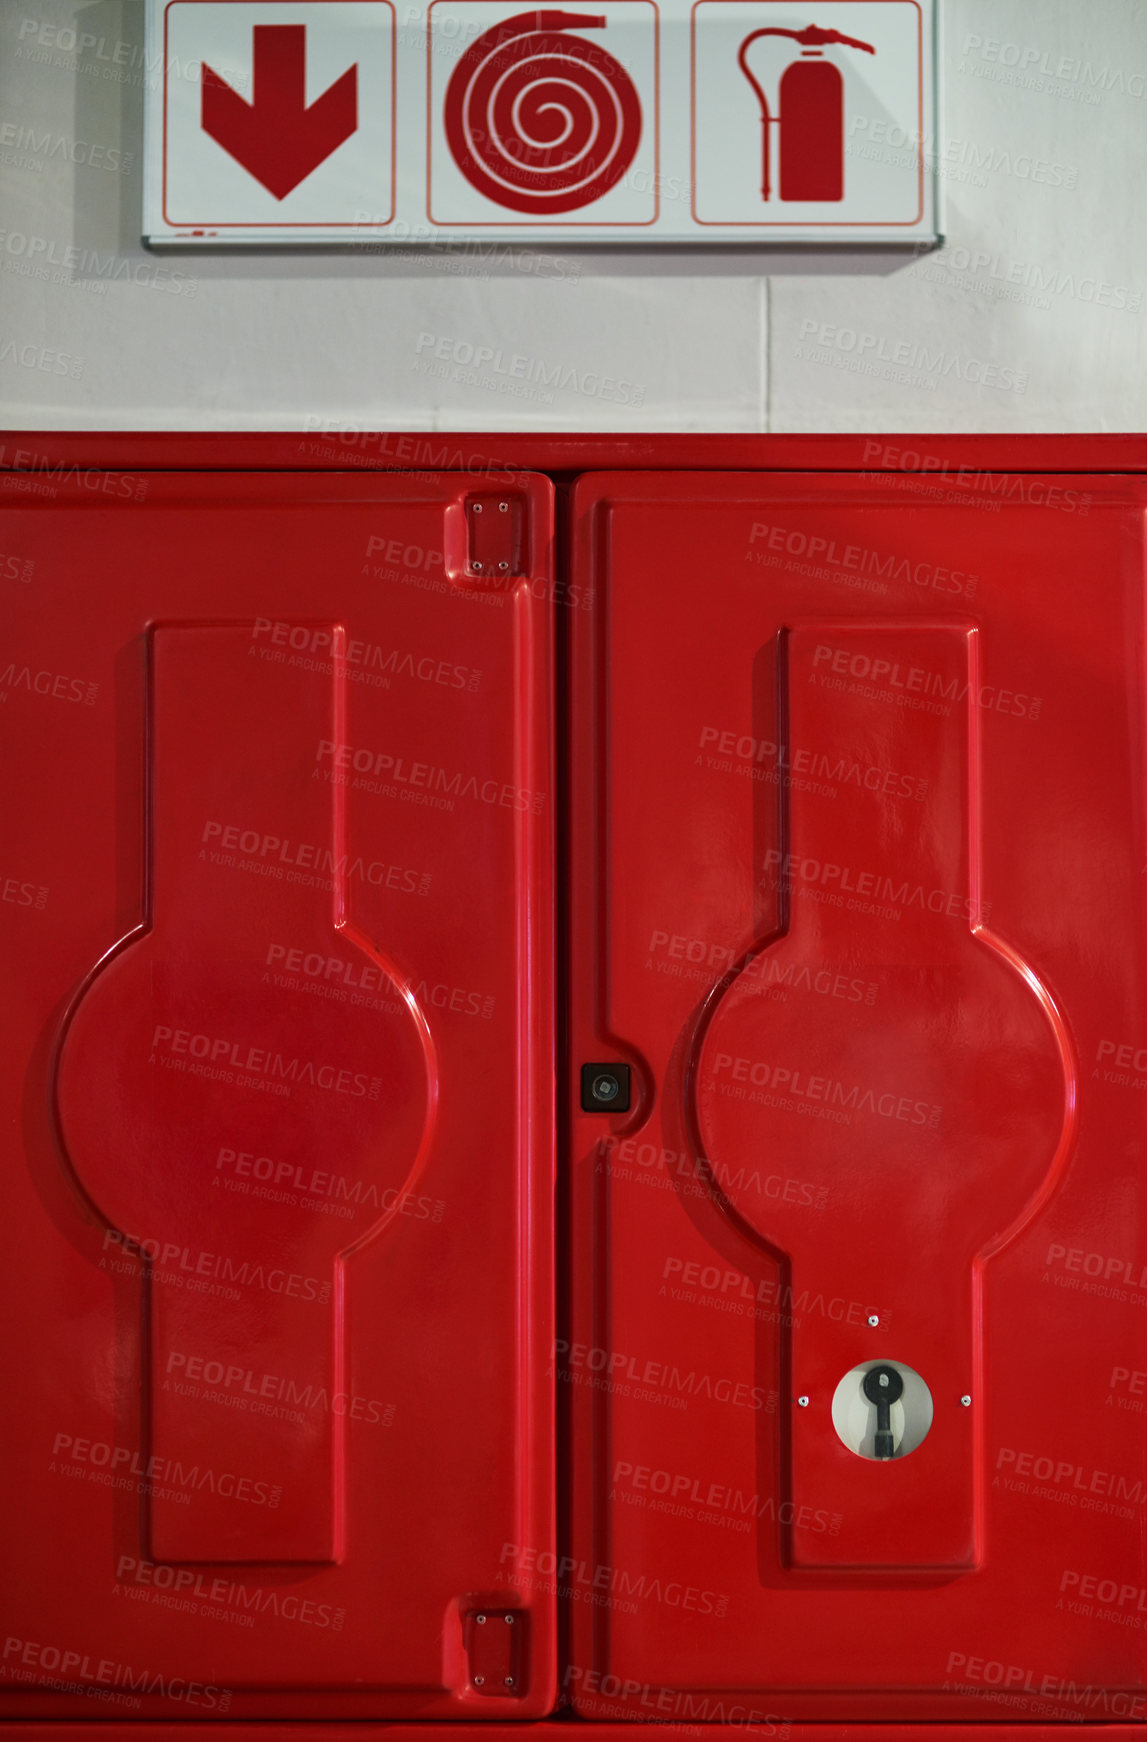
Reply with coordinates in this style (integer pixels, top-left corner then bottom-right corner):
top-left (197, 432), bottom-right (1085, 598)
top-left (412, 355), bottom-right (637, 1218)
top-left (202, 25), bottom-right (358, 200)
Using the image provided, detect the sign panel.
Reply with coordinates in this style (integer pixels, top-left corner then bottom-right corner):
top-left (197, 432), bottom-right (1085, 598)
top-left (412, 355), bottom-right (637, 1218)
top-left (692, 3), bottom-right (926, 227)
top-left (157, 2), bottom-right (396, 231)
top-left (427, 2), bottom-right (660, 229)
top-left (143, 0), bottom-right (938, 244)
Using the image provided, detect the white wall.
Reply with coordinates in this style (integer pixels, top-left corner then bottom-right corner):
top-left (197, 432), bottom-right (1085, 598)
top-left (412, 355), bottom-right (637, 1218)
top-left (1, 0), bottom-right (1145, 432)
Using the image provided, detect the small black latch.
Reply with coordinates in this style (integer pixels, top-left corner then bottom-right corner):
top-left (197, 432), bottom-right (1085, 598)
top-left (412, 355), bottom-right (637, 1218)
top-left (580, 1063), bottom-right (631, 1113)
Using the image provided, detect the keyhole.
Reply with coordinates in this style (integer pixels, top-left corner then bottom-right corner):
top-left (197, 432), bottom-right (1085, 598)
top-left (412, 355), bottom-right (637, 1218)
top-left (831, 1360), bottom-right (934, 1461)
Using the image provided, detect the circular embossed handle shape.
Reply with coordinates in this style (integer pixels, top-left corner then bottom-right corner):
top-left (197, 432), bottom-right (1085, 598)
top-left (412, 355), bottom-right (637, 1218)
top-left (693, 624), bottom-right (1075, 1572)
top-left (444, 10), bottom-right (642, 214)
top-left (56, 626), bottom-right (434, 1565)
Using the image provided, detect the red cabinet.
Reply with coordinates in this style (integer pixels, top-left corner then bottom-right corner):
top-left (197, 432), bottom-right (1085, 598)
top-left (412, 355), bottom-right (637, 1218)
top-left (2, 436), bottom-right (1147, 1731)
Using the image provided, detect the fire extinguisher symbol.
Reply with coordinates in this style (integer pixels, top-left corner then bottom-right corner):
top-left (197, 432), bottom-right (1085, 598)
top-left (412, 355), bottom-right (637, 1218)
top-left (444, 9), bottom-right (643, 214)
top-left (737, 22), bottom-right (875, 202)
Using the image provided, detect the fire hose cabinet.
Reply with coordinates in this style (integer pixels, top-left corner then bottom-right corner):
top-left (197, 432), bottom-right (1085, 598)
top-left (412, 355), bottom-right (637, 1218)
top-left (0, 467), bottom-right (556, 1718)
top-left (3, 435), bottom-right (1147, 1728)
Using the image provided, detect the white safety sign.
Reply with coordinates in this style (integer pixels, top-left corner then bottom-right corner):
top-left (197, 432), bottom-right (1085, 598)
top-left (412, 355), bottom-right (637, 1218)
top-left (143, 0), bottom-right (938, 244)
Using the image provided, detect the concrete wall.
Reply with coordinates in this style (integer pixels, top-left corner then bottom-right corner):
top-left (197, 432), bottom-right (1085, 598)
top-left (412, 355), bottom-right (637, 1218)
top-left (1, 0), bottom-right (1144, 431)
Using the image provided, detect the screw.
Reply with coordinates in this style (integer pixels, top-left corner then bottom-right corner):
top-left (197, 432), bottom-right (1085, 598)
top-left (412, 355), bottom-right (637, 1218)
top-left (471, 561), bottom-right (482, 572)
top-left (591, 1072), bottom-right (620, 1103)
top-left (498, 561), bottom-right (509, 571)
top-left (504, 1614), bottom-right (514, 1625)
top-left (960, 1395), bottom-right (972, 1407)
top-left (868, 1314), bottom-right (879, 1326)
top-left (499, 501), bottom-right (509, 512)
top-left (504, 1677), bottom-right (515, 1687)
top-left (476, 1614), bottom-right (486, 1624)
top-left (474, 1675), bottom-right (485, 1687)
top-left (797, 1395), bottom-right (809, 1408)
top-left (473, 503), bottom-right (483, 513)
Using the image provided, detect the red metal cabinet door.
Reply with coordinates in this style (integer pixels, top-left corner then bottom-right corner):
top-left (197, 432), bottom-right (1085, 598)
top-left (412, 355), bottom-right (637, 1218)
top-left (568, 470), bottom-right (1147, 1722)
top-left (0, 471), bottom-right (555, 1718)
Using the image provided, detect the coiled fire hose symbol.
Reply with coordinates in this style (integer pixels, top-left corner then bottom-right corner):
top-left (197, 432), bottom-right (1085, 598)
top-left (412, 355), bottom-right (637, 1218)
top-left (444, 8), bottom-right (642, 214)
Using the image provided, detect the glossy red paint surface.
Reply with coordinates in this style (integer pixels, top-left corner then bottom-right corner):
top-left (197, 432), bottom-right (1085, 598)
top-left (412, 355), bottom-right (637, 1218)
top-left (0, 469), bottom-right (555, 1717)
top-left (9, 1730), bottom-right (1147, 1742)
top-left (568, 470), bottom-right (1147, 1718)
top-left (5, 429), bottom-right (1147, 475)
top-left (4, 436), bottom-right (1147, 1729)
